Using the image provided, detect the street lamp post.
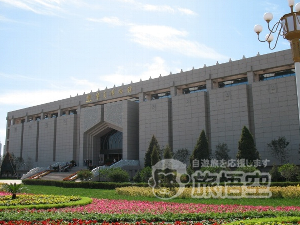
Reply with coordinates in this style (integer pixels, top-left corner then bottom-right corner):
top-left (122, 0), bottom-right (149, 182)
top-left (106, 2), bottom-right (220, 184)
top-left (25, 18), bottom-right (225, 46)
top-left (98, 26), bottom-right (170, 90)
top-left (254, 0), bottom-right (300, 122)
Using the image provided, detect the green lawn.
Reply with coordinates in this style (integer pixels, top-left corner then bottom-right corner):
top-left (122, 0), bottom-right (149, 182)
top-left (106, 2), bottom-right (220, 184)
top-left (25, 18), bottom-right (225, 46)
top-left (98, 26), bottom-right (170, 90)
top-left (24, 185), bottom-right (300, 207)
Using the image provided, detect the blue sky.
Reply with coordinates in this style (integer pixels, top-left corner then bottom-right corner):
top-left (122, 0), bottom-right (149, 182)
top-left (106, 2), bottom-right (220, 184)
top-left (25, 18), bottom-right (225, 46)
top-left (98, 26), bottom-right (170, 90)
top-left (0, 0), bottom-right (292, 148)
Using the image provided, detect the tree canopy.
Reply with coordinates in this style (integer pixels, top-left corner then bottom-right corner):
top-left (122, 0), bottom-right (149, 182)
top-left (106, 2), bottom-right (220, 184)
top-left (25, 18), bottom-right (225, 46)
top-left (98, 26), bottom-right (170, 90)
top-left (236, 126), bottom-right (259, 162)
top-left (144, 135), bottom-right (160, 167)
top-left (190, 130), bottom-right (210, 170)
top-left (163, 145), bottom-right (173, 159)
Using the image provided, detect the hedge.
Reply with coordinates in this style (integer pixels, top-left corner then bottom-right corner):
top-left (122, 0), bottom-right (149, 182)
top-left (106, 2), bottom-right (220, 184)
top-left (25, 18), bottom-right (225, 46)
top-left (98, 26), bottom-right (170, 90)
top-left (22, 179), bottom-right (300, 189)
top-left (22, 179), bottom-right (149, 189)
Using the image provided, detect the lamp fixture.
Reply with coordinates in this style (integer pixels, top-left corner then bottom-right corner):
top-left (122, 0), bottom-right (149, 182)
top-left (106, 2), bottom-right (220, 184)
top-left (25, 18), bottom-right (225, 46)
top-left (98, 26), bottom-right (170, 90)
top-left (254, 1), bottom-right (300, 62)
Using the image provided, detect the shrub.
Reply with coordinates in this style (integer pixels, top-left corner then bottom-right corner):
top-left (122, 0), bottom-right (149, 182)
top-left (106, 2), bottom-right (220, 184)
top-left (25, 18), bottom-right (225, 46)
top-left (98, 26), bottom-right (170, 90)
top-left (99, 168), bottom-right (130, 182)
top-left (108, 168), bottom-right (130, 182)
top-left (133, 167), bottom-right (152, 183)
top-left (77, 170), bottom-right (93, 181)
top-left (235, 166), bottom-right (257, 173)
top-left (270, 165), bottom-right (283, 182)
top-left (278, 163), bottom-right (300, 182)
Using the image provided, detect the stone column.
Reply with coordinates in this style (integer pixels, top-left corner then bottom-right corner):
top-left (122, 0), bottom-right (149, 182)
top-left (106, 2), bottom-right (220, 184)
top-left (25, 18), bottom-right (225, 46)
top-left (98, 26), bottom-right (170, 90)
top-left (247, 71), bottom-right (255, 84)
top-left (206, 79), bottom-right (213, 91)
top-left (139, 92), bottom-right (145, 102)
top-left (58, 106), bottom-right (62, 117)
top-left (170, 86), bottom-right (177, 97)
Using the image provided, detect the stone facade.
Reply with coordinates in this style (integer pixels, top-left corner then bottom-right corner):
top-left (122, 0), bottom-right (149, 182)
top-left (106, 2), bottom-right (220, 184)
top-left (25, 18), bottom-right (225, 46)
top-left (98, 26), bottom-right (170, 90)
top-left (4, 49), bottom-right (300, 168)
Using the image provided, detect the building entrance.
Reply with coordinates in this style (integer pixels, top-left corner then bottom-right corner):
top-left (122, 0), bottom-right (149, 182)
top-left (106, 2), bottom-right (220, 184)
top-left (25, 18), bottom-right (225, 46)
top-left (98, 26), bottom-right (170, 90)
top-left (99, 130), bottom-right (122, 166)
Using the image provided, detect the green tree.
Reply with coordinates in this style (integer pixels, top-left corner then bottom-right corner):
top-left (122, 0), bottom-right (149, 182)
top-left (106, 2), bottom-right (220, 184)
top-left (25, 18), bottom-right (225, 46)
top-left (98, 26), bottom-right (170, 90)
top-left (173, 148), bottom-right (190, 164)
top-left (0, 152), bottom-right (16, 177)
top-left (163, 145), bottom-right (173, 159)
top-left (151, 145), bottom-right (160, 166)
top-left (144, 135), bottom-right (160, 167)
top-left (267, 136), bottom-right (290, 164)
top-left (1, 183), bottom-right (26, 199)
top-left (190, 130), bottom-right (210, 170)
top-left (278, 163), bottom-right (299, 182)
top-left (10, 155), bottom-right (24, 171)
top-left (215, 143), bottom-right (230, 160)
top-left (236, 126), bottom-right (259, 162)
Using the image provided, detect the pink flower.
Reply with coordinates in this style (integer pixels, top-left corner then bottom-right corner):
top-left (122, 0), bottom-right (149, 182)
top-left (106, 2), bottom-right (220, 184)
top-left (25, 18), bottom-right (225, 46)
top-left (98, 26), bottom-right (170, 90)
top-left (33, 199), bottom-right (300, 215)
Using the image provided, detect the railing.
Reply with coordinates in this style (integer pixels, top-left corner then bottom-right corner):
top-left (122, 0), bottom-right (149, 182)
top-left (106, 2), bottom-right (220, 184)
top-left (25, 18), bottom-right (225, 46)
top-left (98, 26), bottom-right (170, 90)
top-left (27, 170), bottom-right (51, 179)
top-left (63, 172), bottom-right (79, 181)
top-left (21, 167), bottom-right (49, 180)
top-left (90, 160), bottom-right (140, 178)
top-left (21, 162), bottom-right (69, 180)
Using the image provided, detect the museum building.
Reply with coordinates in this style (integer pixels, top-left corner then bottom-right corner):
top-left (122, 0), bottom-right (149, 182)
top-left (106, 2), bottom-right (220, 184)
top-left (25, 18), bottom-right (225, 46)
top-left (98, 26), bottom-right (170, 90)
top-left (4, 49), bottom-right (300, 169)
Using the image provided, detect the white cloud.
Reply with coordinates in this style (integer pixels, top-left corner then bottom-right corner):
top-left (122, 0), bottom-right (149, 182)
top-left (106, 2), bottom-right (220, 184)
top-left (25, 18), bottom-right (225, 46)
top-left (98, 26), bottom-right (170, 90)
top-left (118, 0), bottom-right (135, 3)
top-left (139, 57), bottom-right (169, 80)
top-left (0, 0), bottom-right (64, 15)
top-left (129, 25), bottom-right (227, 60)
top-left (87, 17), bottom-right (124, 26)
top-left (178, 8), bottom-right (197, 16)
top-left (142, 5), bottom-right (197, 15)
top-left (114, 0), bottom-right (196, 16)
top-left (142, 4), bottom-right (175, 13)
top-left (89, 16), bottom-right (226, 60)
top-left (0, 15), bottom-right (16, 22)
top-left (97, 57), bottom-right (170, 86)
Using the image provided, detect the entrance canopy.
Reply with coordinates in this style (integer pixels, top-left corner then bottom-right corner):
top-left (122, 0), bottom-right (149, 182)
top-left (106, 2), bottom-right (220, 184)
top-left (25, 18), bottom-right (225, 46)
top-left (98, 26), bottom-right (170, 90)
top-left (84, 121), bottom-right (122, 167)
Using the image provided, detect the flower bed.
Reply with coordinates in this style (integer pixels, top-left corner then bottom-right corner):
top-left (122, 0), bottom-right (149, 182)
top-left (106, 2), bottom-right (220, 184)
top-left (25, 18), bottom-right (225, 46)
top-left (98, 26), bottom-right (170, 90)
top-left (0, 194), bottom-right (80, 206)
top-left (0, 192), bottom-right (91, 210)
top-left (55, 199), bottom-right (300, 214)
top-left (0, 219), bottom-right (237, 225)
top-left (1, 198), bottom-right (300, 223)
top-left (0, 190), bottom-right (299, 224)
top-left (116, 186), bottom-right (300, 199)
